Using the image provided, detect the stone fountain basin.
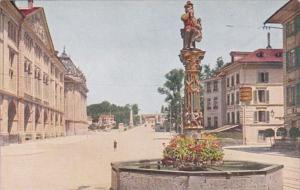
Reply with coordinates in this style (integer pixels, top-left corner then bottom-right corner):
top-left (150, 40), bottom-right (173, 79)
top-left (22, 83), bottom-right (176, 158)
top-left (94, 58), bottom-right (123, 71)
top-left (111, 159), bottom-right (283, 190)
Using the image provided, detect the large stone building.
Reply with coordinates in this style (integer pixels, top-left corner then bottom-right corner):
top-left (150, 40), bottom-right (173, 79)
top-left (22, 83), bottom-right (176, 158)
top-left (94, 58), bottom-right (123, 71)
top-left (60, 49), bottom-right (88, 135)
top-left (265, 0), bottom-right (300, 129)
top-left (0, 0), bottom-right (88, 143)
top-left (204, 48), bottom-right (285, 144)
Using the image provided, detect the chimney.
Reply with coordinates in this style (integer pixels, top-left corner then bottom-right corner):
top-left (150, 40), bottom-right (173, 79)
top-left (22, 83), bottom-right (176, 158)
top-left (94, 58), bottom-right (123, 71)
top-left (266, 32), bottom-right (272, 49)
top-left (28, 0), bottom-right (33, 9)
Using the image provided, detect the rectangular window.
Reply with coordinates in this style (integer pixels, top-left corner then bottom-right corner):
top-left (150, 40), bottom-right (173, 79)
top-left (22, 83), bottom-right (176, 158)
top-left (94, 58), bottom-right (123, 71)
top-left (214, 116), bottom-right (218, 128)
top-left (236, 111), bottom-right (240, 124)
top-left (287, 86), bottom-right (296, 106)
top-left (24, 33), bottom-right (33, 50)
top-left (236, 73), bottom-right (240, 84)
top-left (207, 117), bottom-right (211, 128)
top-left (287, 20), bottom-right (295, 36)
top-left (231, 75), bottom-right (235, 87)
top-left (231, 93), bottom-right (235, 105)
top-left (8, 20), bottom-right (17, 42)
top-left (257, 72), bottom-right (269, 83)
top-left (231, 112), bottom-right (235, 124)
top-left (213, 97), bottom-right (218, 109)
top-left (206, 82), bottom-right (211, 93)
top-left (236, 91), bottom-right (240, 104)
top-left (227, 94), bottom-right (230, 105)
top-left (227, 113), bottom-right (230, 124)
top-left (287, 49), bottom-right (296, 69)
top-left (207, 98), bottom-right (211, 110)
top-left (227, 78), bottom-right (230, 87)
top-left (257, 90), bottom-right (269, 103)
top-left (254, 111), bottom-right (270, 123)
top-left (213, 81), bottom-right (218, 92)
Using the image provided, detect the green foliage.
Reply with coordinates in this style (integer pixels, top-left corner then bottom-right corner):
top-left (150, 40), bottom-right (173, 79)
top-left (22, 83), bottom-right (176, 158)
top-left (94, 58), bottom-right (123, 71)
top-left (289, 127), bottom-right (300, 139)
top-left (158, 69), bottom-right (184, 133)
top-left (276, 127), bottom-right (287, 137)
top-left (162, 134), bottom-right (224, 167)
top-left (264, 128), bottom-right (275, 138)
top-left (87, 101), bottom-right (139, 125)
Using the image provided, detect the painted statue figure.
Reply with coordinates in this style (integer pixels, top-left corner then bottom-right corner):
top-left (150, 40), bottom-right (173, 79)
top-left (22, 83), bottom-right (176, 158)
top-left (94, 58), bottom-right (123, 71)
top-left (181, 1), bottom-right (202, 49)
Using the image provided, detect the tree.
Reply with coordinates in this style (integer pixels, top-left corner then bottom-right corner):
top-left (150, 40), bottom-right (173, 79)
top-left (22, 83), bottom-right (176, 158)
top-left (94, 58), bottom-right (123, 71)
top-left (216, 57), bottom-right (224, 70)
top-left (276, 127), bottom-right (287, 139)
top-left (87, 101), bottom-right (139, 126)
top-left (289, 127), bottom-right (300, 140)
top-left (264, 128), bottom-right (275, 145)
top-left (158, 69), bottom-right (184, 133)
top-left (203, 64), bottom-right (212, 79)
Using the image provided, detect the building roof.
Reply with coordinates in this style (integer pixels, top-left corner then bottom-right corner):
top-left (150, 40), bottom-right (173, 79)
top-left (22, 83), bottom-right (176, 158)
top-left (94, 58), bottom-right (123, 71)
top-left (265, 0), bottom-right (300, 24)
top-left (59, 49), bottom-right (86, 81)
top-left (236, 48), bottom-right (283, 63)
top-left (19, 7), bottom-right (39, 16)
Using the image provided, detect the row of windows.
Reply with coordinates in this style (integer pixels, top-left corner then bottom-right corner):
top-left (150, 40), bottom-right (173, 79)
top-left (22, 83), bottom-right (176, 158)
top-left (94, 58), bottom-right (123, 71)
top-left (207, 116), bottom-right (218, 128)
top-left (227, 91), bottom-right (240, 106)
top-left (226, 111), bottom-right (240, 125)
top-left (226, 73), bottom-right (240, 88)
top-left (207, 97), bottom-right (218, 110)
top-left (206, 80), bottom-right (218, 93)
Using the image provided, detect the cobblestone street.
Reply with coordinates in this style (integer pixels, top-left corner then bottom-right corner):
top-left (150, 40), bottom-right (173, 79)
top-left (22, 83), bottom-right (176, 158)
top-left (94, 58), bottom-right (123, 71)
top-left (1, 127), bottom-right (299, 190)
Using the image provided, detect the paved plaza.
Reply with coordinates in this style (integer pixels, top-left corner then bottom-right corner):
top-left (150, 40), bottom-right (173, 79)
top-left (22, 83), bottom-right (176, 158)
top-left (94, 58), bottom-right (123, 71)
top-left (1, 127), bottom-right (300, 190)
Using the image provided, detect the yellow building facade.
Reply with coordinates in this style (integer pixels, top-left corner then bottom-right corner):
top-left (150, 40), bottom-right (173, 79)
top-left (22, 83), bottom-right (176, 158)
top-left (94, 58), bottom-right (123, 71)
top-left (0, 0), bottom-right (65, 143)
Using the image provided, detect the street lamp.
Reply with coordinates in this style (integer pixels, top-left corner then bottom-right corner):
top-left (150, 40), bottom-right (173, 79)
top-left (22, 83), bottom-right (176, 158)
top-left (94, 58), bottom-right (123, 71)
top-left (270, 110), bottom-right (274, 118)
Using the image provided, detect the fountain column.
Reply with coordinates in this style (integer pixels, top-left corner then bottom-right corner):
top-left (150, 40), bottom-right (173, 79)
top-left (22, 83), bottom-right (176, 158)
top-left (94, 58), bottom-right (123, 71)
top-left (179, 1), bottom-right (205, 139)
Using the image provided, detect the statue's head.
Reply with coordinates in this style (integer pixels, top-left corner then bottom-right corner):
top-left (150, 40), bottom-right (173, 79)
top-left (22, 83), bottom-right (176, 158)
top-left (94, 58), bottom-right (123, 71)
top-left (184, 1), bottom-right (194, 12)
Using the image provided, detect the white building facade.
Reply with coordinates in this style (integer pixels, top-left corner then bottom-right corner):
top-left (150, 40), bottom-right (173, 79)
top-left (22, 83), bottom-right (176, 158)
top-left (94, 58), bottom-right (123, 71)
top-left (0, 0), bottom-right (65, 142)
top-left (204, 48), bottom-right (284, 144)
top-left (203, 76), bottom-right (225, 129)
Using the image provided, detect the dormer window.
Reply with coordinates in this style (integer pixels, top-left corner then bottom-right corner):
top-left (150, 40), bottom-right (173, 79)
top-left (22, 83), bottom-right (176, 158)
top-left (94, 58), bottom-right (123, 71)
top-left (256, 51), bottom-right (264, 57)
top-left (275, 52), bottom-right (282, 57)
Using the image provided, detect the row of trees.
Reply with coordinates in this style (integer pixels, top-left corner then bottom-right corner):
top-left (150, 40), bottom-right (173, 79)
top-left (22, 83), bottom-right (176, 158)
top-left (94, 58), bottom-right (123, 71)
top-left (264, 127), bottom-right (300, 145)
top-left (87, 101), bottom-right (139, 125)
top-left (157, 57), bottom-right (225, 132)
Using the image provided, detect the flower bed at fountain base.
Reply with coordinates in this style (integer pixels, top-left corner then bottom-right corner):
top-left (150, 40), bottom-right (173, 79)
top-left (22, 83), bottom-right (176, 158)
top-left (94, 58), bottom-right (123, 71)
top-left (111, 159), bottom-right (283, 190)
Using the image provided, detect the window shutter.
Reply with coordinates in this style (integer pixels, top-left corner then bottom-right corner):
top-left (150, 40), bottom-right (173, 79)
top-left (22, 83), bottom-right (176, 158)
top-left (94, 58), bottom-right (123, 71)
top-left (253, 90), bottom-right (257, 103)
top-left (295, 14), bottom-right (300, 32)
top-left (254, 111), bottom-right (257, 123)
top-left (297, 83), bottom-right (300, 106)
top-left (265, 72), bottom-right (269, 83)
top-left (266, 90), bottom-right (269, 103)
top-left (266, 111), bottom-right (270, 123)
top-left (296, 47), bottom-right (300, 68)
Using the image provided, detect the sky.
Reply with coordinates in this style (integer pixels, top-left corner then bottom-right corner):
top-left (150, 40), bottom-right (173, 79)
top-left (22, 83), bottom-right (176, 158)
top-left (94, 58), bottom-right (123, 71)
top-left (16, 0), bottom-right (286, 114)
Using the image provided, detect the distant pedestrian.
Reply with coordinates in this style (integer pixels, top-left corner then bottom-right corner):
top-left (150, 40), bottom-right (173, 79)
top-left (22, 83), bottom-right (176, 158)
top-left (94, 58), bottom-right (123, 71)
top-left (113, 140), bottom-right (117, 151)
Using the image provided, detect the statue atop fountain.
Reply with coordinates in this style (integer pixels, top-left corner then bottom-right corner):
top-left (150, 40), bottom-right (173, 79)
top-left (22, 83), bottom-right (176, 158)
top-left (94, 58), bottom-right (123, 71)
top-left (179, 0), bottom-right (205, 139)
top-left (181, 1), bottom-right (202, 49)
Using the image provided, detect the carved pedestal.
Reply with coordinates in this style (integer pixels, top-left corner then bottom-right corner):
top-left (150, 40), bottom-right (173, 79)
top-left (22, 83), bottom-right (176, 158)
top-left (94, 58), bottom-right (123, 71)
top-left (179, 49), bottom-right (205, 139)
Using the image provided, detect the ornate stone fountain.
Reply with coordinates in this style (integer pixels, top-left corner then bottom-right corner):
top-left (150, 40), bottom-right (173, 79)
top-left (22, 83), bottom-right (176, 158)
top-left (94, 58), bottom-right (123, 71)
top-left (110, 2), bottom-right (283, 190)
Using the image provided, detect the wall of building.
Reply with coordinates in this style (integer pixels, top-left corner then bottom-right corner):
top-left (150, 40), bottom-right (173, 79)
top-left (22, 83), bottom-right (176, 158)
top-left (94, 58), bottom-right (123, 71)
top-left (0, 1), bottom-right (66, 143)
top-left (283, 13), bottom-right (300, 128)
